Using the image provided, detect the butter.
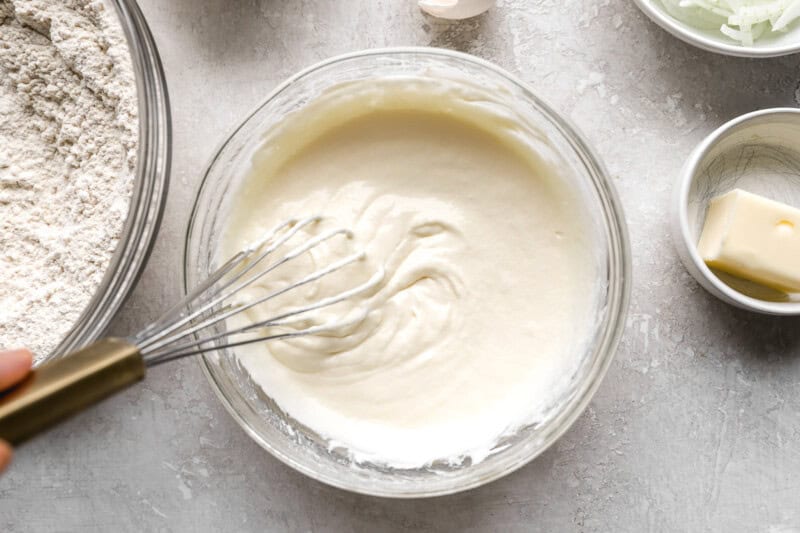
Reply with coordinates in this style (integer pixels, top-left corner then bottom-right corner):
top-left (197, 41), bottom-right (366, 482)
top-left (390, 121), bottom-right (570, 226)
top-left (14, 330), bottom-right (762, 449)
top-left (698, 189), bottom-right (800, 293)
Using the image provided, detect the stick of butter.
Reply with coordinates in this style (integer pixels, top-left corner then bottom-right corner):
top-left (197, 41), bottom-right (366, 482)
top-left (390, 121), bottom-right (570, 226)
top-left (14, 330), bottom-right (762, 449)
top-left (698, 189), bottom-right (800, 293)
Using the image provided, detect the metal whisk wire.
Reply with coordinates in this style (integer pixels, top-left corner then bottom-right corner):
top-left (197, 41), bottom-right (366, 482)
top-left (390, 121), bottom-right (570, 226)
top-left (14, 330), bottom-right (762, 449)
top-left (135, 216), bottom-right (381, 367)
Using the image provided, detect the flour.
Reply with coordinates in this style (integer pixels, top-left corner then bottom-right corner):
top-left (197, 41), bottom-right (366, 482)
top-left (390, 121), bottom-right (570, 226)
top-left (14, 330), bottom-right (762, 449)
top-left (0, 0), bottom-right (137, 359)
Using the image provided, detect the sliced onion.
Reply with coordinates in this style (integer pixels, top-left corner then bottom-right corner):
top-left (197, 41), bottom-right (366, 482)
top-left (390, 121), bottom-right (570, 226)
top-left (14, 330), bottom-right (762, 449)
top-left (773, 0), bottom-right (800, 29)
top-left (660, 0), bottom-right (800, 44)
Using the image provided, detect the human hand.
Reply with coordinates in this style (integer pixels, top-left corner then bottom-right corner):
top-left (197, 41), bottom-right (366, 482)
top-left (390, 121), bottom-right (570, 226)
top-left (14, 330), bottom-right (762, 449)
top-left (0, 349), bottom-right (33, 473)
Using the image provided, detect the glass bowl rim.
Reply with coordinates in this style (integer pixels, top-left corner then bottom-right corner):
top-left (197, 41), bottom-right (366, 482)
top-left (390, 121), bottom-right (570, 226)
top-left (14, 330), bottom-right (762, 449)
top-left (185, 46), bottom-right (631, 498)
top-left (44, 0), bottom-right (171, 362)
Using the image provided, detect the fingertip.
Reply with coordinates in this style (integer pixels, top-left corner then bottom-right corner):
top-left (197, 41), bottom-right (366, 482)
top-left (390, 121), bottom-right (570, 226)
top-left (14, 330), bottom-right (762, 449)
top-left (0, 440), bottom-right (12, 473)
top-left (10, 348), bottom-right (32, 367)
top-left (0, 348), bottom-right (33, 391)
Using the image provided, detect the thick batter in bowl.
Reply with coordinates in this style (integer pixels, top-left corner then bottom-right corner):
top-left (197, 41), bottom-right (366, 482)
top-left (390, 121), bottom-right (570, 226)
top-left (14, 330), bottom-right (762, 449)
top-left (186, 48), bottom-right (629, 497)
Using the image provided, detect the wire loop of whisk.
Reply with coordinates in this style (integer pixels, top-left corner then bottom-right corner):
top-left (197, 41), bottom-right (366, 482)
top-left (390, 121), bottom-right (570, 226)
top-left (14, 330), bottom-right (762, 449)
top-left (135, 217), bottom-right (382, 367)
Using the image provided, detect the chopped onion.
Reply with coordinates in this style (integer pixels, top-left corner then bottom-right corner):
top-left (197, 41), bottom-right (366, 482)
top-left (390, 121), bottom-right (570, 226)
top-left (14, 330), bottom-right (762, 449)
top-left (660, 0), bottom-right (800, 45)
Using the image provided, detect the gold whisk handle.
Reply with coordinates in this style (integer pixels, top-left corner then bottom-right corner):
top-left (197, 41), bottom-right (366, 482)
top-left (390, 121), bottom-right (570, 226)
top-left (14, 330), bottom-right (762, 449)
top-left (0, 338), bottom-right (145, 445)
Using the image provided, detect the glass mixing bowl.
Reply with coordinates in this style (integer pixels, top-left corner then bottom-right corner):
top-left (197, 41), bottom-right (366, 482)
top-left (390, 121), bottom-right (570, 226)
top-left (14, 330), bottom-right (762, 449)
top-left (47, 0), bottom-right (171, 361)
top-left (185, 48), bottom-right (630, 497)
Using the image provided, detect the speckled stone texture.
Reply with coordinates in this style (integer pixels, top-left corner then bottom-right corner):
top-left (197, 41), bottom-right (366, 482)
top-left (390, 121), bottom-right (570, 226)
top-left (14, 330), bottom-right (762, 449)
top-left (3, 1), bottom-right (800, 531)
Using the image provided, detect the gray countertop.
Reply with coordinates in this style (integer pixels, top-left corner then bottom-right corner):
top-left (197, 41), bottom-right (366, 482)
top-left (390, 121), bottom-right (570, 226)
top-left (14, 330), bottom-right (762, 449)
top-left (4, 1), bottom-right (800, 531)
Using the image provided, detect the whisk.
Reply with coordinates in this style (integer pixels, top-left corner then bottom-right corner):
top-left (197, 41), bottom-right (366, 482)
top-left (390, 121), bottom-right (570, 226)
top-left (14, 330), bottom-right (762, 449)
top-left (0, 216), bottom-right (378, 445)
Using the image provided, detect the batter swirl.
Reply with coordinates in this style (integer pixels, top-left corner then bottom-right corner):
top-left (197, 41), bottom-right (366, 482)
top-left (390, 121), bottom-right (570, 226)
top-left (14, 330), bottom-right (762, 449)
top-left (224, 79), bottom-right (598, 467)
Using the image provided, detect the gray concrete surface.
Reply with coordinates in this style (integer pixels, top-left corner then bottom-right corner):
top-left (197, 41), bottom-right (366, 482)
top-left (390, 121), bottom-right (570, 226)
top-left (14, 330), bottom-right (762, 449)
top-left (3, 0), bottom-right (800, 531)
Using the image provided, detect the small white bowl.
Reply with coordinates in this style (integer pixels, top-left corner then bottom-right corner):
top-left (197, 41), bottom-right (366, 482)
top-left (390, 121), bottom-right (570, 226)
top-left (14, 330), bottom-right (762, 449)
top-left (633, 0), bottom-right (800, 58)
top-left (672, 108), bottom-right (800, 315)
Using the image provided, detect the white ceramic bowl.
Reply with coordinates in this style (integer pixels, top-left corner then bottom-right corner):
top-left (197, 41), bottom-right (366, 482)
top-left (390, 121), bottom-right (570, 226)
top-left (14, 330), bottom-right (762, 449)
top-left (634, 0), bottom-right (800, 58)
top-left (672, 108), bottom-right (800, 315)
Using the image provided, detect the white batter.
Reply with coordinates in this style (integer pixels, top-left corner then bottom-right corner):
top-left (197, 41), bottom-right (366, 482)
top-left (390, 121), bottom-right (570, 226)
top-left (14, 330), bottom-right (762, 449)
top-left (223, 78), bottom-right (598, 468)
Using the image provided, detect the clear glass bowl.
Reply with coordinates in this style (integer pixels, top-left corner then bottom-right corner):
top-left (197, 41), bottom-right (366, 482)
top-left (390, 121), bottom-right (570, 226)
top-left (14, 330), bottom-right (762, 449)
top-left (185, 48), bottom-right (630, 497)
top-left (47, 0), bottom-right (171, 361)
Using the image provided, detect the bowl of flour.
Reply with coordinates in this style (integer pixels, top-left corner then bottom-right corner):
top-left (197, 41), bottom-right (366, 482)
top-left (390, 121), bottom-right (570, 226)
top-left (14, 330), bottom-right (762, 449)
top-left (0, 0), bottom-right (170, 363)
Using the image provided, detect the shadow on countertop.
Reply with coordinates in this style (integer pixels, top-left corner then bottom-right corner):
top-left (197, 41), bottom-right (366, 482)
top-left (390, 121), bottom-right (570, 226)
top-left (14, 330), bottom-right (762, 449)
top-left (701, 292), bottom-right (800, 364)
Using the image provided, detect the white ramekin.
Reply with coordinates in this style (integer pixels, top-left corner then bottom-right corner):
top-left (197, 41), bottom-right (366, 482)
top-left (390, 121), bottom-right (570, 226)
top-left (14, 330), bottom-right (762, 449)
top-left (672, 108), bottom-right (800, 315)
